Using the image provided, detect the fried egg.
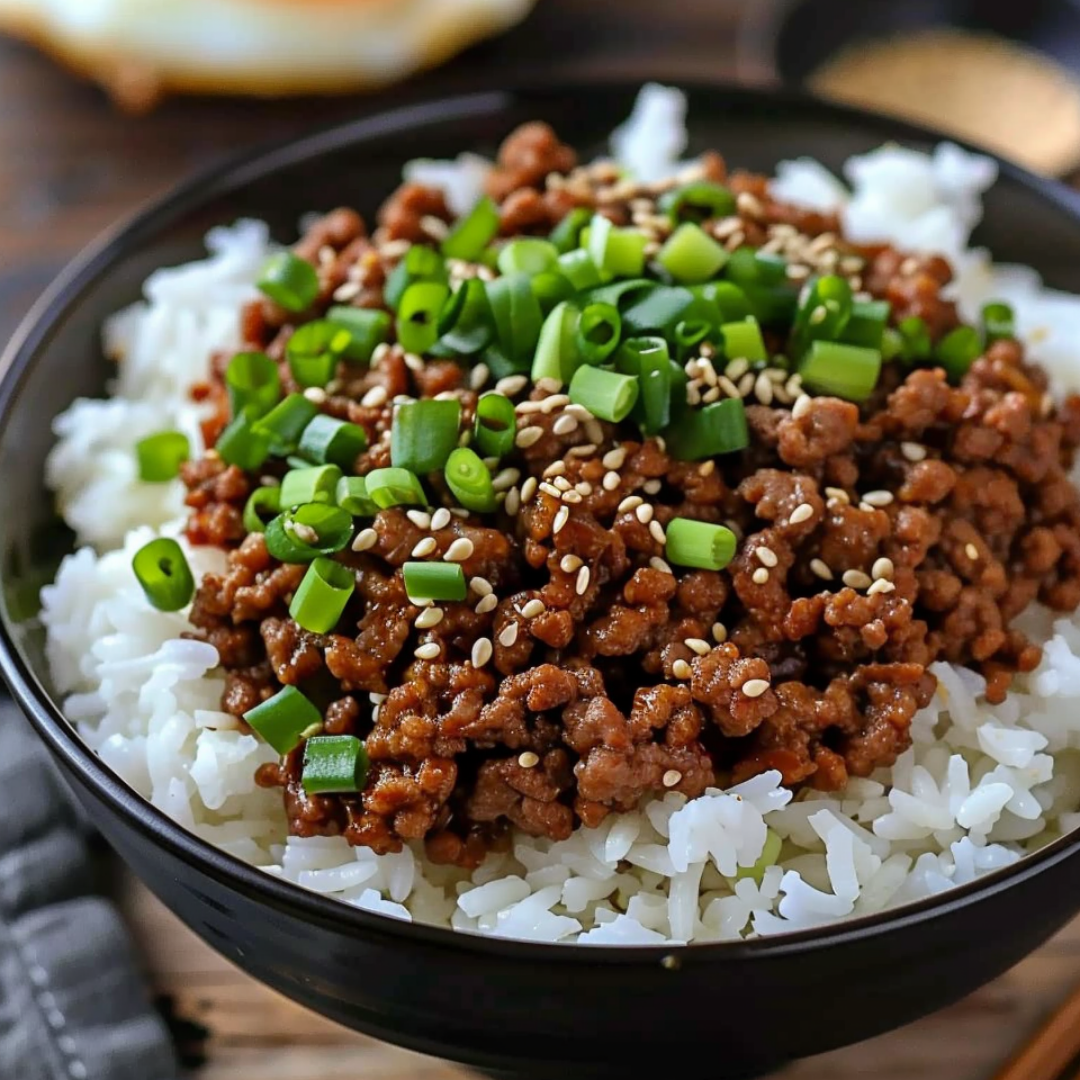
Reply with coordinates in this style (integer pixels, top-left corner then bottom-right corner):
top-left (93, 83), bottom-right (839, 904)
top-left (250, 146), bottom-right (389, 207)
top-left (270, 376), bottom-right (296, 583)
top-left (0, 0), bottom-right (537, 111)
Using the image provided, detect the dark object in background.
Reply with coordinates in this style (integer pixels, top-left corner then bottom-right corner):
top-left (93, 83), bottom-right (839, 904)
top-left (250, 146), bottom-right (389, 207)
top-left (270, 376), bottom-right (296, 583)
top-left (6, 82), bottom-right (1080, 1080)
top-left (738, 0), bottom-right (1080, 175)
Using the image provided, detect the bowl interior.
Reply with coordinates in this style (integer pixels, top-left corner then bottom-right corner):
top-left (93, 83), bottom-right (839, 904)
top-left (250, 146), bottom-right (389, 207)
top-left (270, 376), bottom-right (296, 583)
top-left (5, 81), bottom-right (1080, 953)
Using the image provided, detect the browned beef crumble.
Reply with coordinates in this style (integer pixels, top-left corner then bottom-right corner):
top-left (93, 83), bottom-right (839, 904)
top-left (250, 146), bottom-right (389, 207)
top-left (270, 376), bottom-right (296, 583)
top-left (184, 122), bottom-right (1080, 866)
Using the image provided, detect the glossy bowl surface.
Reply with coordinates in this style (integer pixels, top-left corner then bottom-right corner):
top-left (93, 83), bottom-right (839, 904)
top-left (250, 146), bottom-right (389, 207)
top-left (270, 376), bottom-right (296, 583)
top-left (5, 82), bottom-right (1080, 1079)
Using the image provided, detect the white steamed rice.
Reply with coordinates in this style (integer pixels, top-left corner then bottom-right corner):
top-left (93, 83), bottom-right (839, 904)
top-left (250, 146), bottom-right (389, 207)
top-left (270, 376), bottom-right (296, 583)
top-left (38, 86), bottom-right (1080, 944)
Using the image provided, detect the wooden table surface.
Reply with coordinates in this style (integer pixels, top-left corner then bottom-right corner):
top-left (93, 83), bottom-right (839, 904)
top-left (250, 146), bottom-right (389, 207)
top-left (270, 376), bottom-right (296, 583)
top-left (2, 3), bottom-right (1078, 1077)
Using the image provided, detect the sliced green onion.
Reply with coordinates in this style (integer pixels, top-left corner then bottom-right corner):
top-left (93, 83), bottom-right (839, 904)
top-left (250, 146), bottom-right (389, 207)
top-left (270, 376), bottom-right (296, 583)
top-left (617, 336), bottom-right (671, 435)
top-left (280, 464), bottom-right (343, 507)
top-left (403, 561), bottom-right (466, 602)
top-left (384, 245), bottom-right (447, 311)
top-left (568, 365), bottom-right (639, 423)
top-left (474, 392), bottom-right (517, 459)
top-left (336, 475), bottom-right (377, 517)
top-left (287, 321), bottom-right (351, 388)
top-left (550, 207), bottom-right (593, 253)
top-left (897, 315), bottom-right (932, 362)
top-left (732, 827), bottom-right (783, 884)
top-left (289, 556), bottom-right (355, 634)
top-left (742, 283), bottom-right (800, 327)
top-left (397, 280), bottom-right (451, 355)
top-left (575, 302), bottom-right (622, 365)
top-left (135, 431), bottom-right (189, 482)
top-left (245, 685), bottom-right (322, 756)
top-left (391, 399), bottom-right (460, 474)
top-left (840, 299), bottom-right (890, 350)
top-left (881, 327), bottom-right (903, 362)
top-left (216, 407), bottom-right (272, 471)
top-left (445, 447), bottom-right (497, 513)
top-left (257, 251), bottom-right (319, 312)
top-left (297, 414), bottom-right (367, 469)
top-left (243, 484), bottom-right (282, 534)
top-left (656, 223), bottom-right (729, 285)
top-left (621, 284), bottom-right (695, 336)
top-left (688, 281), bottom-right (754, 327)
top-left (436, 278), bottom-right (493, 355)
top-left (982, 301), bottom-right (1015, 344)
top-left (324, 307), bottom-right (391, 366)
top-left (935, 326), bottom-right (982, 381)
top-left (665, 518), bottom-right (737, 571)
top-left (497, 238), bottom-right (559, 277)
top-left (791, 274), bottom-right (853, 358)
top-left (301, 735), bottom-right (369, 795)
top-left (532, 300), bottom-right (581, 384)
top-left (587, 214), bottom-right (647, 278)
top-left (131, 537), bottom-right (195, 612)
top-left (365, 467), bottom-right (427, 508)
top-left (673, 319), bottom-right (711, 356)
top-left (557, 249), bottom-right (604, 291)
top-left (531, 270), bottom-right (575, 315)
top-left (798, 340), bottom-right (881, 402)
top-left (720, 317), bottom-right (767, 363)
top-left (252, 393), bottom-right (319, 456)
top-left (486, 273), bottom-right (544, 373)
top-left (264, 503), bottom-right (353, 563)
top-left (658, 181), bottom-right (736, 224)
top-left (226, 352), bottom-right (280, 418)
top-left (726, 247), bottom-right (788, 288)
top-left (665, 398), bottom-right (749, 460)
top-left (441, 196), bottom-right (500, 262)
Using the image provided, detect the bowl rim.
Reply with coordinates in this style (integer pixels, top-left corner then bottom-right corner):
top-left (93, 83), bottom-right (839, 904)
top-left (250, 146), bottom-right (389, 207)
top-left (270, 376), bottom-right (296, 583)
top-left (4, 75), bottom-right (1080, 962)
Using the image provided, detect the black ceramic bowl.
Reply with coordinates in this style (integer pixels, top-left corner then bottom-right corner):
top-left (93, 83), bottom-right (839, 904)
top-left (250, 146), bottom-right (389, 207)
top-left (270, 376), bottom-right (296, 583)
top-left (5, 82), bottom-right (1080, 1080)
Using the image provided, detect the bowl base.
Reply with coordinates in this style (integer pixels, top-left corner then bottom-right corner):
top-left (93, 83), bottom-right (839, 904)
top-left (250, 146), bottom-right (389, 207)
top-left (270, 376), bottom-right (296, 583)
top-left (470, 1066), bottom-right (774, 1079)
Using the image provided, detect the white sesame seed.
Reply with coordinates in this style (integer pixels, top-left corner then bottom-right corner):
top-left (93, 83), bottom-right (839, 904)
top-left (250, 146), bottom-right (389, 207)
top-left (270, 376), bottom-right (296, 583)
top-left (539, 482), bottom-right (563, 499)
top-left (516, 426), bottom-right (544, 449)
top-left (469, 363), bottom-right (491, 391)
top-left (649, 556), bottom-right (673, 574)
top-left (505, 487), bottom-right (522, 516)
top-left (420, 215), bottom-right (449, 240)
top-left (430, 507), bottom-right (452, 531)
top-left (672, 659), bottom-right (693, 680)
top-left (858, 502), bottom-right (874, 513)
top-left (741, 679), bottom-right (770, 698)
top-left (565, 403), bottom-right (594, 421)
top-left (371, 342), bottom-right (393, 364)
top-left (333, 280), bottom-right (362, 302)
top-left (499, 623), bottom-right (519, 647)
top-left (553, 476), bottom-right (572, 493)
top-left (411, 537), bottom-right (438, 557)
top-left (792, 394), bottom-right (812, 420)
top-left (470, 576), bottom-right (493, 597)
top-left (901, 441), bottom-right (928, 463)
top-left (618, 495), bottom-right (644, 514)
top-left (862, 490), bottom-right (894, 508)
top-left (543, 460), bottom-right (567, 478)
top-left (414, 642), bottom-right (441, 660)
top-left (635, 503), bottom-right (654, 524)
top-left (784, 374), bottom-right (803, 399)
top-left (752, 567), bottom-right (770, 585)
top-left (369, 691), bottom-right (388, 705)
top-left (495, 375), bottom-right (528, 396)
top-left (965, 543), bottom-right (979, 560)
top-left (602, 447), bottom-right (628, 470)
top-left (516, 400), bottom-right (544, 414)
top-left (471, 637), bottom-right (493, 668)
top-left (415, 607), bottom-right (444, 629)
top-left (700, 386), bottom-right (721, 404)
top-left (754, 372), bottom-right (774, 405)
top-left (867, 579), bottom-right (896, 596)
top-left (684, 638), bottom-right (711, 656)
top-left (553, 506), bottom-right (571, 534)
top-left (584, 419), bottom-right (605, 445)
top-left (575, 481), bottom-right (593, 496)
top-left (303, 386), bottom-right (328, 405)
top-left (293, 522), bottom-right (319, 544)
top-left (757, 546), bottom-right (778, 568)
top-left (518, 751), bottom-right (540, 769)
top-left (662, 770), bottom-right (683, 788)
top-left (552, 414), bottom-right (579, 436)
top-left (444, 538), bottom-right (474, 562)
top-left (539, 393), bottom-right (571, 414)
top-left (602, 470), bottom-right (622, 492)
top-left (725, 358), bottom-right (750, 382)
top-left (825, 487), bottom-right (850, 505)
top-left (736, 191), bottom-right (764, 218)
top-left (810, 558), bottom-right (833, 581)
top-left (475, 593), bottom-right (498, 615)
top-left (842, 569), bottom-right (873, 590)
top-left (406, 510), bottom-right (432, 530)
top-left (521, 599), bottom-right (546, 619)
top-left (712, 622), bottom-right (728, 644)
top-left (872, 557), bottom-right (895, 581)
top-left (789, 503), bottom-right (814, 525)
top-left (562, 490), bottom-right (583, 505)
top-left (521, 477), bottom-right (538, 503)
top-left (567, 444), bottom-right (598, 458)
top-left (403, 352), bottom-right (425, 372)
top-left (352, 528), bottom-right (378, 552)
top-left (492, 467), bottom-right (521, 492)
top-left (717, 375), bottom-right (741, 399)
top-left (698, 460), bottom-right (716, 477)
top-left (900, 256), bottom-right (920, 276)
top-left (576, 566), bottom-right (591, 596)
top-left (649, 519), bottom-right (667, 544)
top-left (561, 554), bottom-right (584, 573)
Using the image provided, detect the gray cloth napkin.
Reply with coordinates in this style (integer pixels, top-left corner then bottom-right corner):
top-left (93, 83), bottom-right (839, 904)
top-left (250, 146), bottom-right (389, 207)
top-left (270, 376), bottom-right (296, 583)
top-left (0, 698), bottom-right (180, 1080)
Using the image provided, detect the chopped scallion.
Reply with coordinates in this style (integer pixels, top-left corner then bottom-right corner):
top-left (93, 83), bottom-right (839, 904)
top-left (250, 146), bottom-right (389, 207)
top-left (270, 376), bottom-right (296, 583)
top-left (549, 207), bottom-right (593, 253)
top-left (252, 394), bottom-right (320, 456)
top-left (665, 398), bottom-right (748, 460)
top-left (244, 685), bottom-right (322, 756)
top-left (280, 464), bottom-right (343, 508)
top-left (297, 414), bottom-right (367, 470)
top-left (497, 238), bottom-right (559, 277)
top-left (532, 300), bottom-right (581, 384)
top-left (391, 399), bottom-right (461, 474)
top-left (720, 316), bottom-right (767, 363)
top-left (658, 181), bottom-right (736, 224)
top-left (485, 273), bottom-right (544, 374)
top-left (798, 340), bottom-right (881, 402)
top-left (557, 249), bottom-right (604, 291)
top-left (301, 735), bottom-right (369, 795)
top-left (586, 214), bottom-right (647, 278)
top-left (441, 196), bottom-right (500, 262)
top-left (656, 223), bottom-right (729, 284)
top-left (131, 537), bottom-right (195, 612)
top-left (445, 447), bottom-right (497, 513)
top-left (403, 561), bottom-right (466, 602)
top-left (436, 277), bottom-right (493, 355)
top-left (840, 299), bottom-right (890, 350)
top-left (135, 431), bottom-right (190, 482)
top-left (264, 503), bottom-right (353, 563)
top-left (665, 517), bottom-right (737, 571)
top-left (982, 301), bottom-right (1015, 344)
top-left (257, 251), bottom-right (319, 312)
top-left (935, 326), bottom-right (982, 381)
top-left (473, 392), bottom-right (517, 459)
top-left (384, 245), bottom-right (447, 311)
top-left (335, 475), bottom-right (377, 517)
top-left (365, 467), bottom-right (427, 509)
top-left (397, 280), bottom-right (451, 355)
top-left (287, 321), bottom-right (351, 388)
top-left (243, 484), bottom-right (282, 534)
top-left (226, 352), bottom-right (280, 418)
top-left (324, 307), bottom-right (391, 366)
top-left (617, 336), bottom-right (671, 435)
top-left (568, 365), bottom-right (639, 423)
top-left (575, 301), bottom-right (622, 365)
top-left (289, 556), bottom-right (355, 634)
top-left (216, 407), bottom-right (272, 471)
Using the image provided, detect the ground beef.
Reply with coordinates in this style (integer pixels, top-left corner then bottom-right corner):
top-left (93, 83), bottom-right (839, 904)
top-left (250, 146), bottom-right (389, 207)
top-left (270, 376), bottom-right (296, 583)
top-left (189, 121), bottom-right (1080, 861)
